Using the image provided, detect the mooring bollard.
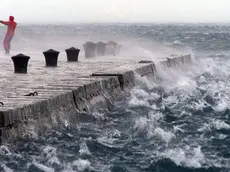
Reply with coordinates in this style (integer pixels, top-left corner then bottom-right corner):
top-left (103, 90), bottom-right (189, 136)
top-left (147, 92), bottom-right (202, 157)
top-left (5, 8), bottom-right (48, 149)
top-left (106, 41), bottom-right (118, 56)
top-left (83, 42), bottom-right (97, 58)
top-left (43, 49), bottom-right (60, 67)
top-left (11, 53), bottom-right (30, 74)
top-left (96, 41), bottom-right (106, 56)
top-left (65, 47), bottom-right (80, 62)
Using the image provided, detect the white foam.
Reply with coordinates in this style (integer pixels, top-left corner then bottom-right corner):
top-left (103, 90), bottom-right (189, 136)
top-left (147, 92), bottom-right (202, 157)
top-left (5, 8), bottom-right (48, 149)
top-left (162, 146), bottom-right (206, 168)
top-left (48, 157), bottom-right (61, 166)
top-left (30, 162), bottom-right (55, 172)
top-left (92, 111), bottom-right (105, 120)
top-left (148, 111), bottom-right (163, 122)
top-left (129, 87), bottom-right (165, 110)
top-left (97, 135), bottom-right (118, 146)
top-left (192, 100), bottom-right (207, 111)
top-left (62, 163), bottom-right (75, 172)
top-left (131, 88), bottom-right (150, 100)
top-left (198, 76), bottom-right (207, 84)
top-left (134, 73), bottom-right (157, 90)
top-left (129, 95), bottom-right (150, 107)
top-left (211, 119), bottom-right (230, 130)
top-left (79, 140), bottom-right (91, 156)
top-left (173, 125), bottom-right (185, 133)
top-left (64, 120), bottom-right (69, 128)
top-left (134, 116), bottom-right (149, 131)
top-left (112, 129), bottom-right (121, 138)
top-left (156, 66), bottom-right (197, 96)
top-left (72, 159), bottom-right (91, 171)
top-left (153, 127), bottom-right (175, 143)
top-left (164, 95), bottom-right (179, 105)
top-left (198, 122), bottom-right (211, 132)
top-left (22, 122), bottom-right (38, 138)
top-left (43, 146), bottom-right (57, 159)
top-left (149, 92), bottom-right (161, 100)
top-left (0, 145), bottom-right (11, 155)
top-left (1, 164), bottom-right (13, 172)
top-left (215, 100), bottom-right (228, 112)
top-left (218, 134), bottom-right (227, 139)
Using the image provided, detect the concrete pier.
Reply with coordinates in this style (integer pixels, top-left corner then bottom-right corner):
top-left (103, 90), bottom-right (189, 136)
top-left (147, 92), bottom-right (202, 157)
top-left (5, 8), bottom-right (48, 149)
top-left (0, 53), bottom-right (192, 144)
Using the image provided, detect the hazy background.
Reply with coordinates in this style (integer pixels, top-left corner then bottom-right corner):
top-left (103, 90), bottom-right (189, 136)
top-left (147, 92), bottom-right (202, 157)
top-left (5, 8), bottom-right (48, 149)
top-left (0, 0), bottom-right (230, 24)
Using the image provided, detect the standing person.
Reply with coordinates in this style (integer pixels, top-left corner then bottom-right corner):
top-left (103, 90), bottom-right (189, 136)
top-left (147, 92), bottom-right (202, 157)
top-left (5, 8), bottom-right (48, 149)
top-left (0, 16), bottom-right (17, 54)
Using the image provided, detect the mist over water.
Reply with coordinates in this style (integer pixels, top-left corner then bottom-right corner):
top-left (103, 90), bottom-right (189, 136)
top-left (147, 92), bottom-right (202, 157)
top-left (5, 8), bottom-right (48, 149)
top-left (0, 24), bottom-right (196, 61)
top-left (0, 23), bottom-right (230, 171)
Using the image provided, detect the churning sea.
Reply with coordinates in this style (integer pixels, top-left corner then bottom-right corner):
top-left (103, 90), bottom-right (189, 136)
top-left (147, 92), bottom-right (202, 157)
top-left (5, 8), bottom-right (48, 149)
top-left (0, 23), bottom-right (230, 172)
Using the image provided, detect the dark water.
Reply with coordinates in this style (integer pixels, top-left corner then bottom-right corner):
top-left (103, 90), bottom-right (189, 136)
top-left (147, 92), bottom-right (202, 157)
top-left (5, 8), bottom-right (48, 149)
top-left (0, 24), bottom-right (230, 172)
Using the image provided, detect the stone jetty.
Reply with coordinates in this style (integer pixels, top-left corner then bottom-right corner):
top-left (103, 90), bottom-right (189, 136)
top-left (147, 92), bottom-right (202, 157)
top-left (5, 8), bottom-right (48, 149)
top-left (0, 51), bottom-right (192, 144)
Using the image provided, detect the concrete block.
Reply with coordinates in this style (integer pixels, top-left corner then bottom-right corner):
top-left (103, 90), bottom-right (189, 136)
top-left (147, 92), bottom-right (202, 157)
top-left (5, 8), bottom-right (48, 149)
top-left (183, 54), bottom-right (192, 63)
top-left (72, 79), bottom-right (105, 112)
top-left (72, 86), bottom-right (86, 111)
top-left (92, 63), bottom-right (155, 89)
top-left (102, 77), bottom-right (121, 100)
top-left (135, 63), bottom-right (156, 76)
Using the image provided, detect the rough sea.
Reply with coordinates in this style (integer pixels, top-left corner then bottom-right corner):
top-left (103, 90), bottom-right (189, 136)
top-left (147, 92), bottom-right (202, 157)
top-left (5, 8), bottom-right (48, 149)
top-left (0, 23), bottom-right (230, 172)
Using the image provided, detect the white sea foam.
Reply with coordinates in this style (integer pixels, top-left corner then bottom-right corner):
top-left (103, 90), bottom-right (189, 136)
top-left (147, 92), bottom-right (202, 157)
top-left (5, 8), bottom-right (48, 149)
top-left (130, 88), bottom-right (149, 101)
top-left (43, 146), bottom-right (57, 159)
top-left (148, 111), bottom-right (163, 122)
top-left (0, 145), bottom-right (11, 155)
top-left (152, 127), bottom-right (175, 143)
top-left (134, 116), bottom-right (149, 131)
top-left (1, 164), bottom-right (13, 172)
top-left (134, 73), bottom-right (157, 90)
top-left (215, 99), bottom-right (228, 112)
top-left (92, 111), bottom-right (105, 120)
top-left (72, 159), bottom-right (91, 171)
top-left (162, 146), bottom-right (206, 168)
top-left (173, 125), bottom-right (185, 133)
top-left (129, 95), bottom-right (150, 107)
top-left (211, 119), bottom-right (230, 130)
top-left (29, 162), bottom-right (55, 172)
top-left (79, 140), bottom-right (91, 156)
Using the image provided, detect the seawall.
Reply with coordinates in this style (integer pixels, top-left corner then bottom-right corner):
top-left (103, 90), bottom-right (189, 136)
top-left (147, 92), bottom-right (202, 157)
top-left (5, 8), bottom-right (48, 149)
top-left (0, 54), bottom-right (192, 144)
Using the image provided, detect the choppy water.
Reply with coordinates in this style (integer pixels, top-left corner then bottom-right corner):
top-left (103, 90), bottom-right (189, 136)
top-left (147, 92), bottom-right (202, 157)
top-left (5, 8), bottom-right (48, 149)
top-left (0, 23), bottom-right (230, 172)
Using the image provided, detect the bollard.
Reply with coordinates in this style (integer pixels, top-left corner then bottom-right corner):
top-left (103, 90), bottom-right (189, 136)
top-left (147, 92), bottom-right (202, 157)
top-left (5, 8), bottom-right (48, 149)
top-left (11, 53), bottom-right (30, 74)
top-left (96, 41), bottom-right (106, 56)
top-left (65, 47), bottom-right (80, 62)
top-left (106, 41), bottom-right (118, 56)
top-left (43, 49), bottom-right (60, 67)
top-left (83, 42), bottom-right (97, 58)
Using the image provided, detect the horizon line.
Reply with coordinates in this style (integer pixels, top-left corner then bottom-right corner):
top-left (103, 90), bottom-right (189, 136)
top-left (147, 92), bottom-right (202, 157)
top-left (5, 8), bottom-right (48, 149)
top-left (13, 21), bottom-right (230, 25)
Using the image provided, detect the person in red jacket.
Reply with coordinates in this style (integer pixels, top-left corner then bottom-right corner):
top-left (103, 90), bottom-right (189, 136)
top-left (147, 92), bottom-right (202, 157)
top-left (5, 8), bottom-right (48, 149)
top-left (0, 16), bottom-right (17, 54)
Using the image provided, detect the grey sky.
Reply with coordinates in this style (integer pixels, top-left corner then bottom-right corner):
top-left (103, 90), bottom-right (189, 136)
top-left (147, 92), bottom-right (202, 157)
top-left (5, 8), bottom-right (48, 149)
top-left (0, 0), bottom-right (230, 23)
